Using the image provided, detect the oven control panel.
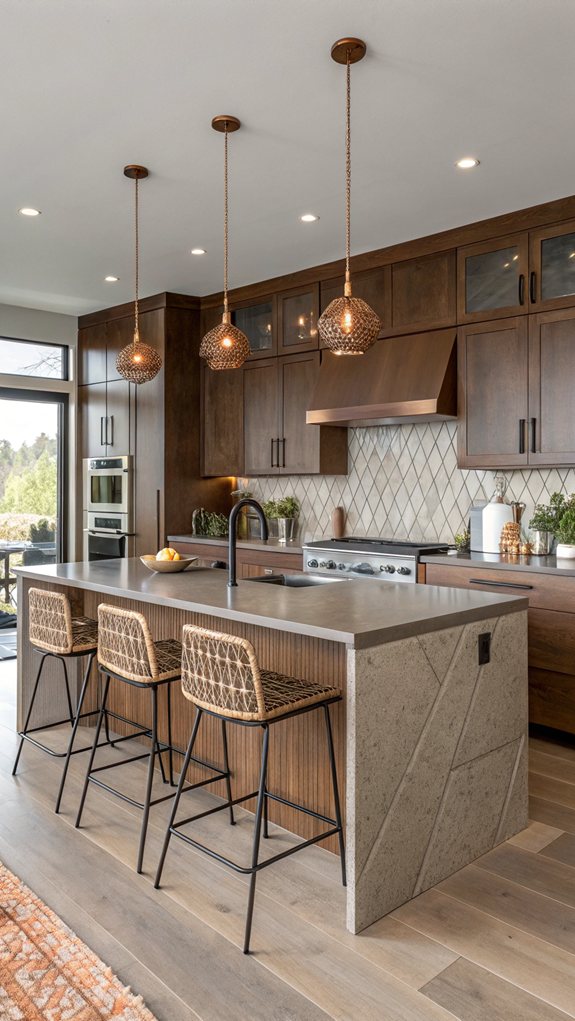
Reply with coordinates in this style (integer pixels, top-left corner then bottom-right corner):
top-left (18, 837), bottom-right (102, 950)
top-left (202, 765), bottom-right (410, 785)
top-left (303, 548), bottom-right (415, 582)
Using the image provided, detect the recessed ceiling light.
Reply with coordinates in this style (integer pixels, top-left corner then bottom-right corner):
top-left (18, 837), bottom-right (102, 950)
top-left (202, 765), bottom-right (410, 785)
top-left (300, 213), bottom-right (320, 222)
top-left (455, 157), bottom-right (480, 170)
top-left (18, 207), bottom-right (41, 216)
top-left (191, 248), bottom-right (206, 255)
top-left (105, 275), bottom-right (119, 282)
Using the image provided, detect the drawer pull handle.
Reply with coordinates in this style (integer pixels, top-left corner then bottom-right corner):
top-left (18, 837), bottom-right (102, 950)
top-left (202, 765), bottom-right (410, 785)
top-left (469, 577), bottom-right (533, 590)
top-left (519, 418), bottom-right (526, 454)
top-left (518, 273), bottom-right (525, 306)
top-left (530, 270), bottom-right (537, 304)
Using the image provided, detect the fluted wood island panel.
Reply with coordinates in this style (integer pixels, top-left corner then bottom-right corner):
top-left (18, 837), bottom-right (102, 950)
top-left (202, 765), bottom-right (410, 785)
top-left (16, 560), bottom-right (529, 932)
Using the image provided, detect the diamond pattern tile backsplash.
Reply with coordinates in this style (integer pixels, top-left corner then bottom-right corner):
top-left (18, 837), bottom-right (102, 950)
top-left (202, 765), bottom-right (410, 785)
top-left (246, 422), bottom-right (575, 543)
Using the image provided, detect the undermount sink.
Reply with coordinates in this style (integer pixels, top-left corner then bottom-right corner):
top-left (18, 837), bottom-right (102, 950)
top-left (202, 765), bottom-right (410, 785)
top-left (246, 573), bottom-right (344, 587)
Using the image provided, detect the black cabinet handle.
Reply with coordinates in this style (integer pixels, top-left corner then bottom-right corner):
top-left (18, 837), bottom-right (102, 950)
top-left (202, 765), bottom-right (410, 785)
top-left (100, 416), bottom-right (105, 446)
top-left (109, 415), bottom-right (114, 446)
top-left (270, 438), bottom-right (275, 468)
top-left (519, 418), bottom-right (526, 454)
top-left (518, 273), bottom-right (525, 306)
top-left (156, 490), bottom-right (161, 551)
top-left (530, 271), bottom-right (537, 303)
top-left (281, 437), bottom-right (286, 468)
top-left (531, 417), bottom-right (537, 454)
top-left (469, 578), bottom-right (533, 590)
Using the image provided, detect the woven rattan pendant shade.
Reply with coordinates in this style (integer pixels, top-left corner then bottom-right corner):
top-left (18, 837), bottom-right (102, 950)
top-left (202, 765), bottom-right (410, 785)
top-left (200, 116), bottom-right (250, 371)
top-left (318, 39), bottom-right (381, 355)
top-left (116, 165), bottom-right (162, 385)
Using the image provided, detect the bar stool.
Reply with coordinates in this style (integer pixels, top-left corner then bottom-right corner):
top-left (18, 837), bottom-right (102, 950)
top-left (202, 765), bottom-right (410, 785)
top-left (12, 587), bottom-right (111, 813)
top-left (75, 604), bottom-right (230, 874)
top-left (154, 624), bottom-right (346, 954)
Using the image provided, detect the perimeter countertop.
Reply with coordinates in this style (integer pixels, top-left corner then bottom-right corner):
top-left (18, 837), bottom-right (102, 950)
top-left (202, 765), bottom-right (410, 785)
top-left (422, 550), bottom-right (575, 576)
top-left (167, 535), bottom-right (304, 555)
top-left (16, 558), bottom-right (527, 649)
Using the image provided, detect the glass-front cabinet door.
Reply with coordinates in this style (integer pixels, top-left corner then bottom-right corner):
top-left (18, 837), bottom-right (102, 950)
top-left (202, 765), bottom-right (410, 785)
top-left (457, 233), bottom-right (528, 323)
top-left (529, 220), bottom-right (575, 312)
top-left (233, 298), bottom-right (275, 359)
top-left (277, 284), bottom-right (319, 354)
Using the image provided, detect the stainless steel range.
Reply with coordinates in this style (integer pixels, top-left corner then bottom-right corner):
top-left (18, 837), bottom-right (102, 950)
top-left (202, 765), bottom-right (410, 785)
top-left (302, 537), bottom-right (451, 583)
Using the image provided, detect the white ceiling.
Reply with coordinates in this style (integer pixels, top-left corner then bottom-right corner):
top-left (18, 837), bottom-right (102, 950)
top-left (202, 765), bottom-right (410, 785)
top-left (2, 0), bottom-right (575, 316)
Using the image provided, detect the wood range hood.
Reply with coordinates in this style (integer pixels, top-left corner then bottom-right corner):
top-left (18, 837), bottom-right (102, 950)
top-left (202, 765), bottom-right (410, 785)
top-left (307, 329), bottom-right (457, 427)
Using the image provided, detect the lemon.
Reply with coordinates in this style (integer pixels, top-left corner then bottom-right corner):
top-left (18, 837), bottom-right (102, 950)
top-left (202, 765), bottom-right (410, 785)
top-left (173, 552), bottom-right (181, 561)
top-left (156, 549), bottom-right (172, 561)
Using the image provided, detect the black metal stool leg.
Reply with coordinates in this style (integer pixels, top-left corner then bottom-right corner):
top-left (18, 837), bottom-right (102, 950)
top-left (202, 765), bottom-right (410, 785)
top-left (324, 704), bottom-right (346, 887)
top-left (243, 724), bottom-right (270, 954)
top-left (60, 657), bottom-right (74, 724)
top-left (167, 683), bottom-right (175, 786)
top-left (55, 651), bottom-right (95, 814)
top-left (155, 708), bottom-right (203, 889)
top-left (137, 685), bottom-right (159, 873)
top-left (75, 675), bottom-right (110, 829)
top-left (220, 718), bottom-right (235, 826)
top-left (12, 652), bottom-right (48, 775)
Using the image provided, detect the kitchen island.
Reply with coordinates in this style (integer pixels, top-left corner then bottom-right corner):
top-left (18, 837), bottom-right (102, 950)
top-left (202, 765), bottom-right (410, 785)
top-left (16, 559), bottom-right (529, 933)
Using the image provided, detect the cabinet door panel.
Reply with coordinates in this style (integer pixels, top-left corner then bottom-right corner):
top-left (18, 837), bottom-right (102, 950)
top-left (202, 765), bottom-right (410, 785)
top-left (279, 352), bottom-right (320, 474)
top-left (234, 298), bottom-right (276, 360)
top-left (458, 318), bottom-right (529, 467)
top-left (530, 219), bottom-right (575, 312)
top-left (457, 233), bottom-right (528, 324)
top-left (529, 308), bottom-right (575, 464)
top-left (243, 359), bottom-right (280, 475)
top-left (391, 250), bottom-right (456, 333)
top-left (80, 382), bottom-right (107, 458)
top-left (78, 324), bottom-right (107, 385)
top-left (105, 379), bottom-right (132, 454)
top-left (201, 366), bottom-right (244, 476)
top-left (106, 309), bottom-right (164, 383)
top-left (277, 285), bottom-right (319, 354)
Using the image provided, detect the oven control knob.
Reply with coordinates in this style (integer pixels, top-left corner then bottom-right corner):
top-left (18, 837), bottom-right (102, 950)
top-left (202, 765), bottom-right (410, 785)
top-left (326, 560), bottom-right (336, 570)
top-left (319, 561), bottom-right (327, 568)
top-left (353, 562), bottom-right (375, 575)
top-left (397, 566), bottom-right (411, 575)
top-left (338, 563), bottom-right (346, 570)
top-left (307, 559), bottom-right (318, 569)
top-left (380, 563), bottom-right (395, 573)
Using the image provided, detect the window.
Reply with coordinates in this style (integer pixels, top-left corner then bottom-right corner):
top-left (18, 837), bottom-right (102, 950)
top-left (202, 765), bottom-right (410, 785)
top-left (0, 338), bottom-right (67, 380)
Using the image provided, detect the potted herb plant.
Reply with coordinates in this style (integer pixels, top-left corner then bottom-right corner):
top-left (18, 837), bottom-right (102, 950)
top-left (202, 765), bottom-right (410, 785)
top-left (556, 501), bottom-right (575, 559)
top-left (262, 496), bottom-right (300, 543)
top-left (528, 492), bottom-right (566, 554)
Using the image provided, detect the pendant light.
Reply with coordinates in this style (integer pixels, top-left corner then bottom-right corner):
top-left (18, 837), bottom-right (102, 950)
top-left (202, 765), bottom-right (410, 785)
top-left (199, 116), bottom-right (250, 370)
top-left (116, 165), bottom-right (162, 384)
top-left (318, 39), bottom-right (381, 355)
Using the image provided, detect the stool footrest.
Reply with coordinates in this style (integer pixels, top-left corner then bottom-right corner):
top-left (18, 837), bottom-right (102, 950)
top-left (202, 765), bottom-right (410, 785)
top-left (169, 823), bottom-right (340, 875)
top-left (87, 775), bottom-right (186, 810)
top-left (16, 731), bottom-right (115, 760)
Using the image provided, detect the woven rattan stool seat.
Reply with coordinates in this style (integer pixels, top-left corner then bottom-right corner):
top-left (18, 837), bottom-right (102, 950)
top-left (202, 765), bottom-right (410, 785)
top-left (257, 669), bottom-right (339, 720)
top-left (28, 588), bottom-right (98, 656)
top-left (97, 605), bottom-right (182, 682)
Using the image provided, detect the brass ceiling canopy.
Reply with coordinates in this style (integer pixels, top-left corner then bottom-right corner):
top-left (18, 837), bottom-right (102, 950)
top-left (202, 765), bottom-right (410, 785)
top-left (318, 37), bottom-right (382, 355)
top-left (116, 164), bottom-right (162, 384)
top-left (199, 116), bottom-right (250, 370)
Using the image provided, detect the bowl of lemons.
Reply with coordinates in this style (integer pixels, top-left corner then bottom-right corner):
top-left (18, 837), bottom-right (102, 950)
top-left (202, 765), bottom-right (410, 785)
top-left (140, 548), bottom-right (198, 573)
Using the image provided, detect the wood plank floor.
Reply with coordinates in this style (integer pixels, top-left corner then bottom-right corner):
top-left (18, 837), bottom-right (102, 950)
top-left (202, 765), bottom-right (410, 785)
top-left (2, 660), bottom-right (575, 1021)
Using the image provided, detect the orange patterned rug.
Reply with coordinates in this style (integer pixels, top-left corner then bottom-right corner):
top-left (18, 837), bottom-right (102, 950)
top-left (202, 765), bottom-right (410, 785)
top-left (0, 861), bottom-right (158, 1020)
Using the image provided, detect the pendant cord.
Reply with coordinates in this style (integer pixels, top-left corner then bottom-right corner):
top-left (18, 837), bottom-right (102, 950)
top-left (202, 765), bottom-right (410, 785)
top-left (345, 51), bottom-right (351, 287)
top-left (134, 176), bottom-right (140, 343)
top-left (223, 123), bottom-right (229, 317)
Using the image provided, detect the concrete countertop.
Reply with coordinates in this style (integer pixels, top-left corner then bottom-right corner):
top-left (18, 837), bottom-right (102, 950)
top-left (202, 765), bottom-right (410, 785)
top-left (422, 550), bottom-right (575, 576)
top-left (16, 558), bottom-right (527, 649)
top-left (167, 535), bottom-right (304, 555)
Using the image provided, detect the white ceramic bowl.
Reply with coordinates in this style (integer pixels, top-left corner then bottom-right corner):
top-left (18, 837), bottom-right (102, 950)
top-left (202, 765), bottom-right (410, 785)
top-left (140, 555), bottom-right (198, 573)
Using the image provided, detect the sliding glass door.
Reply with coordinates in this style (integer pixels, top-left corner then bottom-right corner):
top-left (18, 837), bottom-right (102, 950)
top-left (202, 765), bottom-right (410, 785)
top-left (0, 389), bottom-right (67, 605)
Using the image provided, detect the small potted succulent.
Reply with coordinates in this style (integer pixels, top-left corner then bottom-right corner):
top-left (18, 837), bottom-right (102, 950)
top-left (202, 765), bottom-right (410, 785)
top-left (556, 501), bottom-right (575, 559)
top-left (528, 492), bottom-right (566, 554)
top-left (262, 496), bottom-right (300, 543)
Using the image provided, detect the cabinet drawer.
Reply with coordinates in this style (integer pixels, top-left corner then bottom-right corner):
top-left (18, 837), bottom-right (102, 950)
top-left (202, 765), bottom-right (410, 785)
top-left (425, 562), bottom-right (575, 612)
top-left (529, 607), bottom-right (575, 675)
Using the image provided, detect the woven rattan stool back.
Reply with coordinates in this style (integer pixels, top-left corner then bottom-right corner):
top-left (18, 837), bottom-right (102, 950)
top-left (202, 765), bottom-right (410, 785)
top-left (98, 604), bottom-right (161, 682)
top-left (181, 624), bottom-right (266, 721)
top-left (29, 588), bottom-right (74, 655)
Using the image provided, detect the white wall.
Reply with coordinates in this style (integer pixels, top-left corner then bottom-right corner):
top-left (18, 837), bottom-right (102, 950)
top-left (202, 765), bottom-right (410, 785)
top-left (0, 302), bottom-right (77, 348)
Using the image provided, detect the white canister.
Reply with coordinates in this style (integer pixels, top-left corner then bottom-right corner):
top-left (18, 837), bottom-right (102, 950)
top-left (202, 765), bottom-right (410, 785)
top-left (482, 477), bottom-right (514, 553)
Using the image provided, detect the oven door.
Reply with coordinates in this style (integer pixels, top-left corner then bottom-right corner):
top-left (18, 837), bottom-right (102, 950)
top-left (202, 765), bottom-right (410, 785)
top-left (87, 469), bottom-right (129, 515)
top-left (86, 531), bottom-right (127, 561)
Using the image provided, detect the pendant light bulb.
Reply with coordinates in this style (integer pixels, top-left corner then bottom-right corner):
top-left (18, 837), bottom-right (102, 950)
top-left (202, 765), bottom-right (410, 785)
top-left (200, 116), bottom-right (250, 370)
top-left (116, 165), bottom-right (162, 384)
top-left (318, 39), bottom-right (381, 355)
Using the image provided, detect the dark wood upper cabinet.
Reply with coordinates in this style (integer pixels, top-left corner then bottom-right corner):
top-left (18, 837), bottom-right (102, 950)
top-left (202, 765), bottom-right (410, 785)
top-left (200, 304), bottom-right (223, 339)
top-left (80, 382), bottom-right (108, 458)
top-left (390, 250), bottom-right (456, 334)
top-left (529, 219), bottom-right (575, 312)
top-left (319, 266), bottom-right (390, 347)
top-left (201, 365), bottom-right (244, 477)
top-left (457, 233), bottom-right (528, 324)
top-left (78, 323), bottom-right (107, 385)
top-left (458, 318), bottom-right (529, 468)
top-left (529, 308), bottom-right (575, 464)
top-left (277, 284), bottom-right (319, 354)
top-left (243, 358), bottom-right (280, 476)
top-left (233, 297), bottom-right (276, 360)
top-left (104, 379), bottom-right (132, 453)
